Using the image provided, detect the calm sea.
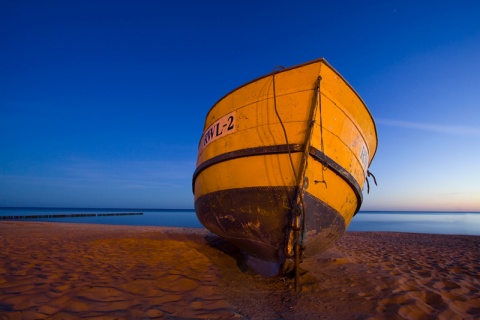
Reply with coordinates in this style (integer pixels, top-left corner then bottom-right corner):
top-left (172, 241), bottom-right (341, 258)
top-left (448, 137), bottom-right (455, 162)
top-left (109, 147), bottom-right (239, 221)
top-left (0, 208), bottom-right (479, 236)
top-left (0, 207), bottom-right (202, 228)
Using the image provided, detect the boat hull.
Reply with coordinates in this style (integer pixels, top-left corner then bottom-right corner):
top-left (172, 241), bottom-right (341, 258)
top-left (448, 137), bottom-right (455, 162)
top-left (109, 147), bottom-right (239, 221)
top-left (193, 58), bottom-right (377, 276)
top-left (195, 187), bottom-right (346, 275)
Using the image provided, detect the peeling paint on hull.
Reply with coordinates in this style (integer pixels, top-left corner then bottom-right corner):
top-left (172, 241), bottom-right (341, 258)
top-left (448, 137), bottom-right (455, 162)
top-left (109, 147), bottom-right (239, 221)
top-left (195, 187), bottom-right (346, 275)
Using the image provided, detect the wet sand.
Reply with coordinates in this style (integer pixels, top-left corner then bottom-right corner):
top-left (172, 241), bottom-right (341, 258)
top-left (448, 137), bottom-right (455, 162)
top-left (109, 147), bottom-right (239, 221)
top-left (0, 222), bottom-right (479, 319)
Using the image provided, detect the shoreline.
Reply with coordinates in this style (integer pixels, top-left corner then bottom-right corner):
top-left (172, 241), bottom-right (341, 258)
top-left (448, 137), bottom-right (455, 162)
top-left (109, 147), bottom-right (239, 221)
top-left (1, 222), bottom-right (479, 319)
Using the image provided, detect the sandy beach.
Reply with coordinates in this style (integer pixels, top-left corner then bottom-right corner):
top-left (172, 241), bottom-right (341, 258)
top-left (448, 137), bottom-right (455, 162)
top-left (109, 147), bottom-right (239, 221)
top-left (0, 222), bottom-right (479, 319)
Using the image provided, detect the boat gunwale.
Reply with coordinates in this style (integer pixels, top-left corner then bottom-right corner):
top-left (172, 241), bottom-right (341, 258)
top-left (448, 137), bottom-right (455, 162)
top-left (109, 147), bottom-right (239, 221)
top-left (200, 57), bottom-right (378, 162)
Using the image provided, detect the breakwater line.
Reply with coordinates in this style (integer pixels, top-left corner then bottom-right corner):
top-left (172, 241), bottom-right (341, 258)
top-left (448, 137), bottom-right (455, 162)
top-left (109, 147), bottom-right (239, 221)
top-left (0, 212), bottom-right (143, 220)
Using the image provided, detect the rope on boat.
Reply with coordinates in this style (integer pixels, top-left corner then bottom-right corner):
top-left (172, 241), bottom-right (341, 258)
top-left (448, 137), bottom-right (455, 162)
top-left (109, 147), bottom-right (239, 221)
top-left (272, 67), bottom-right (297, 256)
top-left (272, 70), bottom-right (326, 291)
top-left (272, 67), bottom-right (299, 262)
top-left (272, 68), bottom-right (300, 269)
top-left (314, 76), bottom-right (328, 187)
top-left (295, 76), bottom-right (324, 248)
top-left (272, 69), bottom-right (375, 290)
top-left (272, 66), bottom-right (297, 182)
top-left (365, 170), bottom-right (377, 193)
top-left (291, 76), bottom-right (324, 292)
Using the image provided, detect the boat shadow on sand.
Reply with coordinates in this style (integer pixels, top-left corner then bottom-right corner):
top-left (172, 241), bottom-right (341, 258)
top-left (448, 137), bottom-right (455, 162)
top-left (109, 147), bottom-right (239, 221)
top-left (203, 233), bottom-right (253, 274)
top-left (202, 232), bottom-right (314, 290)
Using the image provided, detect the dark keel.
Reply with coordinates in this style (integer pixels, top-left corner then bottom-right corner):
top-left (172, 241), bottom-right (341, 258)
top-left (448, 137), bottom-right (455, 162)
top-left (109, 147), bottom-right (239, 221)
top-left (195, 187), bottom-right (346, 276)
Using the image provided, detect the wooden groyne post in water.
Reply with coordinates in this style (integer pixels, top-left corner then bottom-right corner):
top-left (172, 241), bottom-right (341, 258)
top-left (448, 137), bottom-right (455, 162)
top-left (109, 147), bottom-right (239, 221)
top-left (0, 212), bottom-right (143, 220)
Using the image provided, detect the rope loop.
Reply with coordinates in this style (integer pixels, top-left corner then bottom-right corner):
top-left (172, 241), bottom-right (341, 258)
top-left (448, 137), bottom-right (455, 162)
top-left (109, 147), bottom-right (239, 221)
top-left (314, 179), bottom-right (328, 188)
top-left (365, 170), bottom-right (377, 193)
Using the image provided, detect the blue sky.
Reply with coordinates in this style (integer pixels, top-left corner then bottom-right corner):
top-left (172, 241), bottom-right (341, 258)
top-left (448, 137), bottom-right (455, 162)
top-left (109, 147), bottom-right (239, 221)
top-left (1, 0), bottom-right (479, 211)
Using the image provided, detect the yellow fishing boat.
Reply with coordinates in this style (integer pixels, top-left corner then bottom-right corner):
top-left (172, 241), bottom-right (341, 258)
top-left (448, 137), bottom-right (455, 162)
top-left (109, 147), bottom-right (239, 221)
top-left (192, 58), bottom-right (377, 282)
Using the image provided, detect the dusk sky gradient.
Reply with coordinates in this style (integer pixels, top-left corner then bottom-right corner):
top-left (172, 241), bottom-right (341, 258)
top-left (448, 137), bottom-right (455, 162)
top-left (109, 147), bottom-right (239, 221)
top-left (1, 0), bottom-right (479, 211)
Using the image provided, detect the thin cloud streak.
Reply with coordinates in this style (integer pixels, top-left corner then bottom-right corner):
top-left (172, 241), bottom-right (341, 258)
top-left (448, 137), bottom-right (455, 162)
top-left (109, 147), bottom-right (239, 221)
top-left (0, 159), bottom-right (196, 191)
top-left (377, 118), bottom-right (480, 137)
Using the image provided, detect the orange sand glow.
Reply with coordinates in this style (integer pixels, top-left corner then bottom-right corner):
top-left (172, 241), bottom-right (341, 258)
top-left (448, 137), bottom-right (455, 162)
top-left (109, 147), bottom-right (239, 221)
top-left (0, 222), bottom-right (479, 319)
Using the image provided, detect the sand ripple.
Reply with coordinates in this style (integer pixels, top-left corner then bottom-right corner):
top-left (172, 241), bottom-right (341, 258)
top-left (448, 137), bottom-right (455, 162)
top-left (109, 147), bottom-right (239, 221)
top-left (1, 223), bottom-right (479, 319)
top-left (0, 223), bottom-right (236, 319)
top-left (337, 232), bottom-right (480, 319)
